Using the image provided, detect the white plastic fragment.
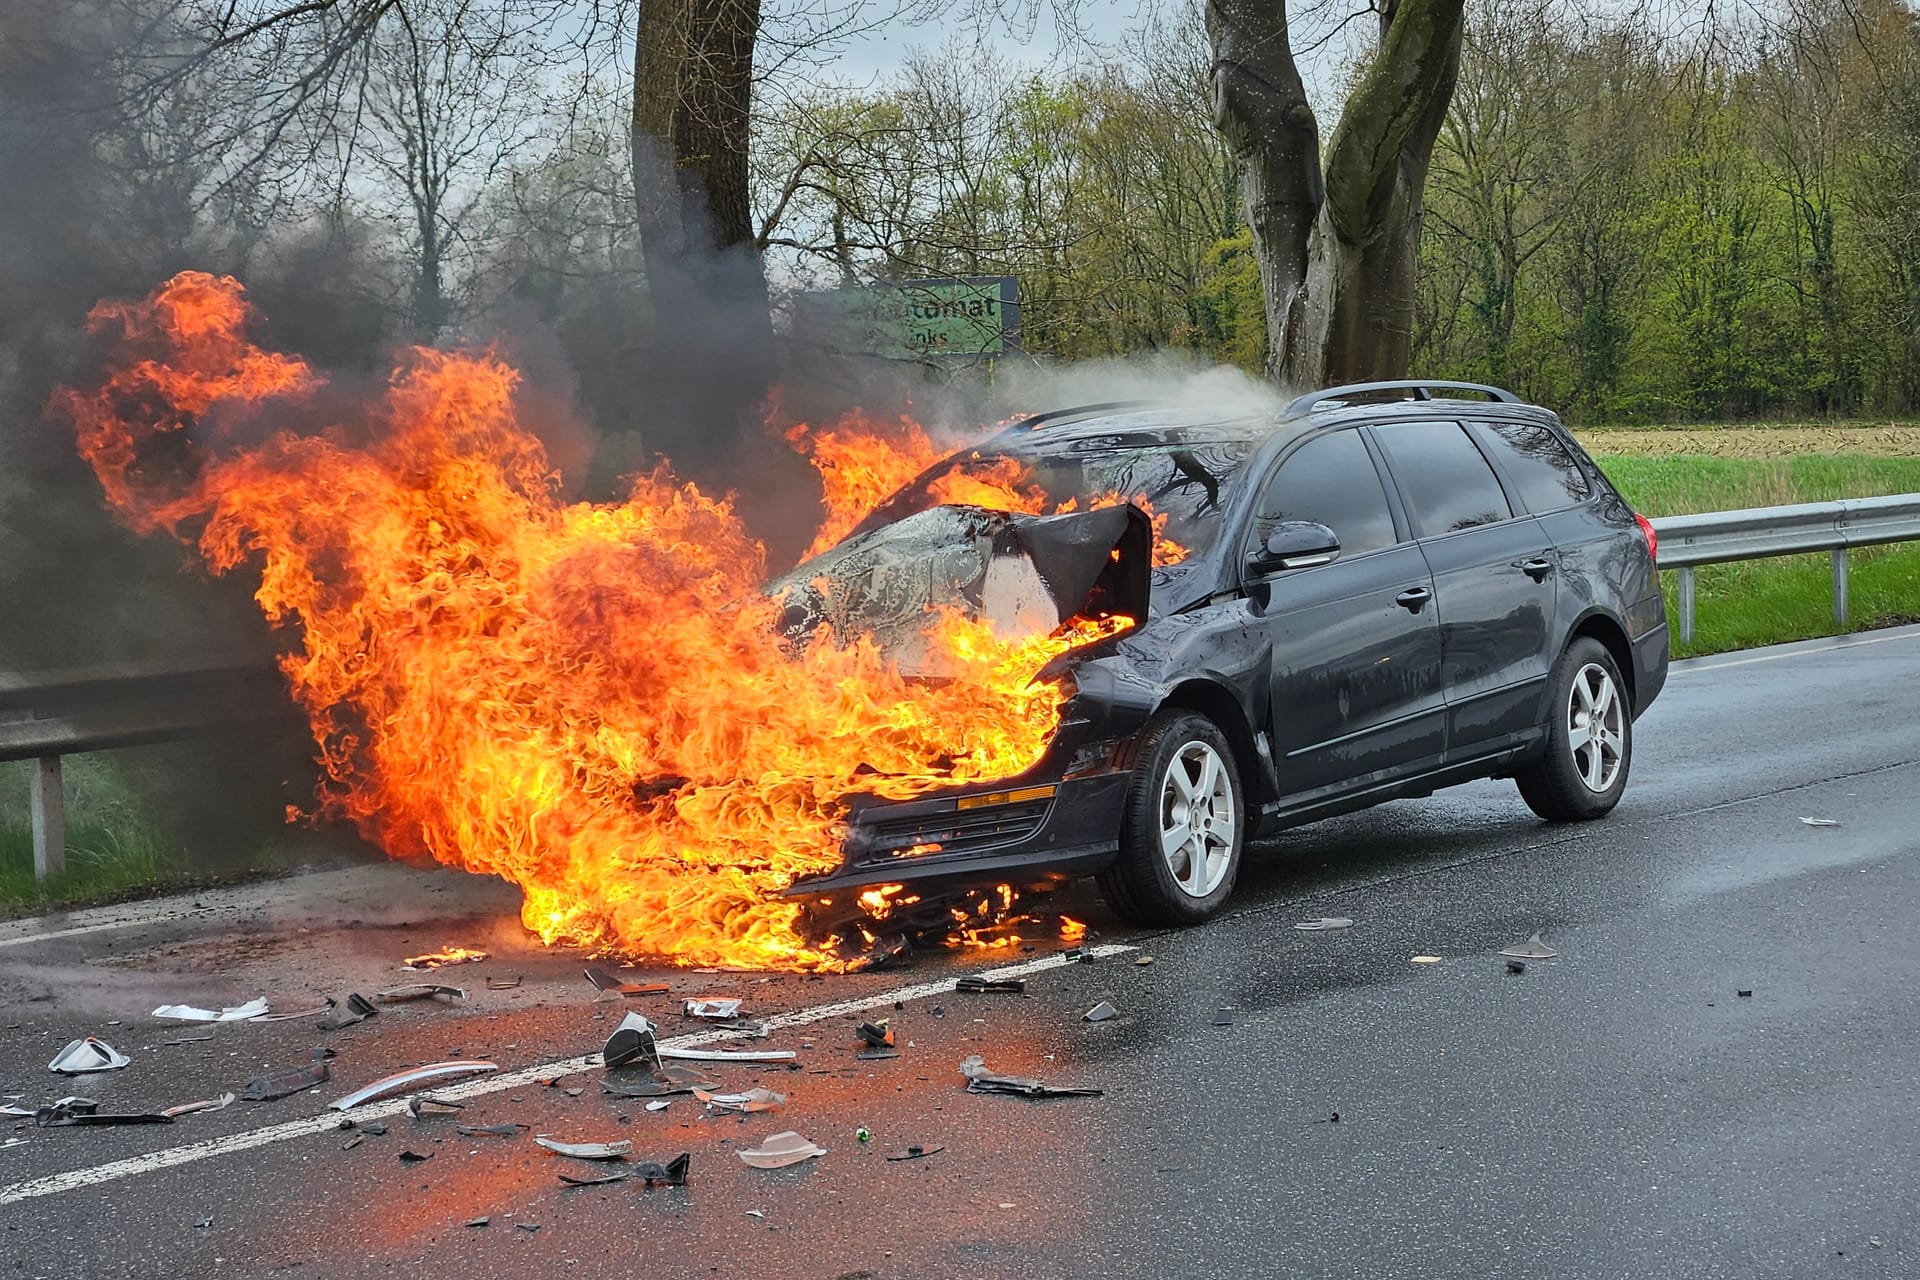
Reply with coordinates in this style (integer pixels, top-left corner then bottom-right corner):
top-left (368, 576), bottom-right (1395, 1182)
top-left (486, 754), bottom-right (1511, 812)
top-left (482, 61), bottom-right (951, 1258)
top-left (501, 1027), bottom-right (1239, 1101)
top-left (694, 1087), bottom-right (785, 1114)
top-left (1498, 933), bottom-right (1559, 960)
top-left (151, 998), bottom-right (270, 1023)
top-left (736, 1131), bottom-right (826, 1169)
top-left (162, 1092), bottom-right (236, 1118)
top-left (534, 1137), bottom-right (633, 1160)
top-left (329, 1060), bottom-right (498, 1110)
top-left (1294, 917), bottom-right (1354, 931)
top-left (660, 1047), bottom-right (797, 1064)
top-left (1798, 817), bottom-right (1841, 827)
top-left (683, 999), bottom-right (743, 1020)
top-left (49, 1038), bottom-right (131, 1074)
top-left (645, 1100), bottom-right (672, 1112)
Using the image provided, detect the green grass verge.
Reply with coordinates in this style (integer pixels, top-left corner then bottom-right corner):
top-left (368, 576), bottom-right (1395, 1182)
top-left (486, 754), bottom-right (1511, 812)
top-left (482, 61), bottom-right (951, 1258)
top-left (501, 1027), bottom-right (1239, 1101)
top-left (1596, 454), bottom-right (1920, 657)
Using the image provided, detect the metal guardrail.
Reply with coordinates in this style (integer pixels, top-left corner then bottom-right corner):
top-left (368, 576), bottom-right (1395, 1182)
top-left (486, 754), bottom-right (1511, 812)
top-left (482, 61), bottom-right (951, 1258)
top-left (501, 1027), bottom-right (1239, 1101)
top-left (1650, 493), bottom-right (1920, 644)
top-left (0, 663), bottom-right (292, 880)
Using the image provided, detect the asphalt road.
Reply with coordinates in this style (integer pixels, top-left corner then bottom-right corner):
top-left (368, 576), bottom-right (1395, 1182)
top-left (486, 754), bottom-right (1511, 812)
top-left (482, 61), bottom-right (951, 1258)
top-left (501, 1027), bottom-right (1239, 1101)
top-left (3, 624), bottom-right (1918, 1280)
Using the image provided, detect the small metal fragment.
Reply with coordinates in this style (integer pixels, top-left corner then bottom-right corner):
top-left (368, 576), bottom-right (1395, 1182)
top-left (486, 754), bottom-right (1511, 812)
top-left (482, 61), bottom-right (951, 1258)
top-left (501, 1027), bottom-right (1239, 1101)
top-left (959, 1055), bottom-right (1103, 1099)
top-left (1084, 1001), bottom-right (1120, 1023)
top-left (684, 998), bottom-right (744, 1020)
top-left (465, 1216), bottom-right (490, 1227)
top-left (341, 1134), bottom-right (364, 1150)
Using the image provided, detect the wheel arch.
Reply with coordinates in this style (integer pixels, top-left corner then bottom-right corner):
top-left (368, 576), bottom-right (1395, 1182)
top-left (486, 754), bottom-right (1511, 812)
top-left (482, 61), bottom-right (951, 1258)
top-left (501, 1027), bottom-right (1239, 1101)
top-left (1568, 609), bottom-right (1637, 712)
top-left (1156, 678), bottom-right (1272, 807)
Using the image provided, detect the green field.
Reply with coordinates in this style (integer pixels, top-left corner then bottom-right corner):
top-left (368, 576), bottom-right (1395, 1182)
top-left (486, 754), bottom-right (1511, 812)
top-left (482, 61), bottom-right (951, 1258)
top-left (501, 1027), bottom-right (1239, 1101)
top-left (1593, 454), bottom-right (1920, 658)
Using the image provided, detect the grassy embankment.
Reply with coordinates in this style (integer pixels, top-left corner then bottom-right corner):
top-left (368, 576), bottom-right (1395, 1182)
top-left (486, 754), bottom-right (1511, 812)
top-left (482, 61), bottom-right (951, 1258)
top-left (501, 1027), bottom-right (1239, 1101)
top-left (1582, 429), bottom-right (1920, 659)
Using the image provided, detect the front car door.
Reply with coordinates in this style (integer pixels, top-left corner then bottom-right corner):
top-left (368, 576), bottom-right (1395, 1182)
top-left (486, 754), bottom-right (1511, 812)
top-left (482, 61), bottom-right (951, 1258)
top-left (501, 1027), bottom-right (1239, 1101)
top-left (1242, 428), bottom-right (1446, 800)
top-left (1369, 420), bottom-right (1558, 754)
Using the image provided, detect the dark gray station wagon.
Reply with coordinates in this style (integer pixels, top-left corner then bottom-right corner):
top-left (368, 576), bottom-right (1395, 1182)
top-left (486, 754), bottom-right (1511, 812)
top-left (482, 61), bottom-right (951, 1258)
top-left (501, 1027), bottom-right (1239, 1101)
top-left (789, 380), bottom-right (1670, 927)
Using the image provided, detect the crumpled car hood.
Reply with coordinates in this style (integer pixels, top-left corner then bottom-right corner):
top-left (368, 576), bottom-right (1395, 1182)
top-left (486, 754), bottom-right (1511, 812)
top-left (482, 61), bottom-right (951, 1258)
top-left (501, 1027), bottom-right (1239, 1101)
top-left (771, 503), bottom-right (1152, 670)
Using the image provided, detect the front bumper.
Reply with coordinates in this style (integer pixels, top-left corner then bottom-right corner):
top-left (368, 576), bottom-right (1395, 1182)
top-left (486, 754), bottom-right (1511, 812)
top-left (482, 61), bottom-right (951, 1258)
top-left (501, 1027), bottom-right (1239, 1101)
top-left (784, 769), bottom-right (1129, 898)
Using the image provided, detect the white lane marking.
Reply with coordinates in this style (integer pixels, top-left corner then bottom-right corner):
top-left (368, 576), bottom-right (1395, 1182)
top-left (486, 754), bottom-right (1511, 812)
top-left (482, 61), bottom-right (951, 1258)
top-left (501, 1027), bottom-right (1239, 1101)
top-left (1672, 624), bottom-right (1920, 676)
top-left (0, 942), bottom-right (1134, 1205)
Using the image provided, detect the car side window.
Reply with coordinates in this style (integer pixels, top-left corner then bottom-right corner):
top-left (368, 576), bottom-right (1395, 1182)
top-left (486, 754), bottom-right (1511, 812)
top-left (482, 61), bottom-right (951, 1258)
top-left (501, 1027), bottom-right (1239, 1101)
top-left (1373, 421), bottom-right (1514, 536)
top-left (1468, 420), bottom-right (1592, 513)
top-left (1250, 429), bottom-right (1399, 559)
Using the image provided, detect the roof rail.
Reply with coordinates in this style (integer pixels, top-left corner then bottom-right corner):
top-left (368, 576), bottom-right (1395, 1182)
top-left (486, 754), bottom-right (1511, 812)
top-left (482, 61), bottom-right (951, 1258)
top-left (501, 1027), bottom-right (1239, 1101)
top-left (1008, 401), bottom-right (1155, 431)
top-left (1281, 380), bottom-right (1521, 419)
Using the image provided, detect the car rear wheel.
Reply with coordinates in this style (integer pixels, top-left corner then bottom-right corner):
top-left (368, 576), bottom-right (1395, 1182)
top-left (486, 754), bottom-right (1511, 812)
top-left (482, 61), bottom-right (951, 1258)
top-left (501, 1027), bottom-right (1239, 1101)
top-left (1098, 710), bottom-right (1243, 926)
top-left (1514, 636), bottom-right (1631, 821)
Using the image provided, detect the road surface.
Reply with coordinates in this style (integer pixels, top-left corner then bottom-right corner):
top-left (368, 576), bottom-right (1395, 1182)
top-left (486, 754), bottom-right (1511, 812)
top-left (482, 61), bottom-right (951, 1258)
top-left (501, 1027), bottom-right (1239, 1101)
top-left (3, 625), bottom-right (1917, 1279)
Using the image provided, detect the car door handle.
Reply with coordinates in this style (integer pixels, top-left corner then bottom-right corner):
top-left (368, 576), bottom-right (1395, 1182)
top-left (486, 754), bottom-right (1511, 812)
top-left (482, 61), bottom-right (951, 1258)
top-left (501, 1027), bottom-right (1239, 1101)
top-left (1518, 557), bottom-right (1555, 581)
top-left (1394, 586), bottom-right (1433, 613)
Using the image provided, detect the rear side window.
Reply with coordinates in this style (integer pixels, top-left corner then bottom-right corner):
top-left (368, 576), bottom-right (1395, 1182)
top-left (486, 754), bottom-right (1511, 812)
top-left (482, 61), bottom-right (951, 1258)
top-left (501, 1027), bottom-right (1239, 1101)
top-left (1373, 421), bottom-right (1513, 536)
top-left (1469, 421), bottom-right (1591, 513)
top-left (1252, 429), bottom-right (1398, 557)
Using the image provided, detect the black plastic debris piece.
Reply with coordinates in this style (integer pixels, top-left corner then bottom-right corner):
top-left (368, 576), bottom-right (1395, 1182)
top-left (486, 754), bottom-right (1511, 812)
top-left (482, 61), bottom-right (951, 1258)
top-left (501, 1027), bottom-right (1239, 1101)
top-left (516, 1222), bottom-right (540, 1232)
top-left (959, 1055), bottom-right (1103, 1099)
top-left (242, 1059), bottom-right (330, 1102)
top-left (1506, 959), bottom-right (1527, 975)
top-left (558, 1169), bottom-right (629, 1187)
top-left (955, 976), bottom-right (1026, 995)
top-left (1211, 1009), bottom-right (1235, 1027)
top-left (360, 1123), bottom-right (388, 1136)
top-left (886, 1144), bottom-right (945, 1161)
top-left (602, 1012), bottom-right (660, 1070)
top-left (458, 1123), bottom-right (525, 1138)
top-left (398, 1149), bottom-right (434, 1163)
top-left (1738, 989), bottom-right (1753, 998)
top-left (1062, 946), bottom-right (1095, 963)
top-left (464, 1216), bottom-right (490, 1228)
top-left (373, 984), bottom-right (465, 1004)
top-left (586, 967), bottom-right (669, 996)
top-left (160, 1031), bottom-right (217, 1046)
top-left (856, 1020), bottom-right (895, 1049)
top-left (408, 1095), bottom-right (464, 1119)
top-left (630, 1153), bottom-right (691, 1187)
top-left (37, 1096), bottom-right (174, 1127)
top-left (931, 1006), bottom-right (946, 1018)
top-left (1084, 1001), bottom-right (1120, 1023)
top-left (317, 993), bottom-right (378, 1031)
top-left (485, 976), bottom-right (522, 990)
top-left (857, 1050), bottom-right (901, 1062)
top-left (601, 1066), bottom-right (718, 1099)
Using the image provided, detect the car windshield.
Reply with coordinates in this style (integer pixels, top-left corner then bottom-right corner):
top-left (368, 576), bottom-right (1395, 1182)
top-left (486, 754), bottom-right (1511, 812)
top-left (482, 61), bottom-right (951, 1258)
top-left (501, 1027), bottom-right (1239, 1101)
top-left (855, 433), bottom-right (1255, 561)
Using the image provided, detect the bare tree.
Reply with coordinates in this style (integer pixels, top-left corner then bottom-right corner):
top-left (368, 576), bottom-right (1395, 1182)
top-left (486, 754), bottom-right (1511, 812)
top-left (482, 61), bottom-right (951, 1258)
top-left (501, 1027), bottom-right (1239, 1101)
top-left (1209, 0), bottom-right (1465, 386)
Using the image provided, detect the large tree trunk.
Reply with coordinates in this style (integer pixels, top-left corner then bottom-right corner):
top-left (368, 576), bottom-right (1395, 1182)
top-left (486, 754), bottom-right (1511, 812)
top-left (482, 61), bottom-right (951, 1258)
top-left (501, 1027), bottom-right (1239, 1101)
top-left (1211, 0), bottom-right (1465, 388)
top-left (628, 0), bottom-right (778, 477)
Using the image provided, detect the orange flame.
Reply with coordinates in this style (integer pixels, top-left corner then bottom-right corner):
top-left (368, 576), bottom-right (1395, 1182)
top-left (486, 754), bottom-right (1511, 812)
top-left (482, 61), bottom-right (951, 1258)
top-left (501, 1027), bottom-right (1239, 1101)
top-left (57, 273), bottom-right (1126, 971)
top-left (787, 416), bottom-right (1188, 566)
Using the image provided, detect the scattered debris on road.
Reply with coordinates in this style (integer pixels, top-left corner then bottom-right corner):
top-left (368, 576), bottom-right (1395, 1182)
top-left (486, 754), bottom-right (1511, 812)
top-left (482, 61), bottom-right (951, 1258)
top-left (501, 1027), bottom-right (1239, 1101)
top-left (737, 1131), bottom-right (826, 1169)
top-left (151, 998), bottom-right (270, 1023)
top-left (398, 1149), bottom-right (433, 1162)
top-left (159, 1031), bottom-right (217, 1046)
top-left (464, 1216), bottom-right (490, 1228)
top-left (602, 1066), bottom-right (717, 1098)
top-left (535, 1136), bottom-right (633, 1160)
top-left (602, 1012), bottom-right (659, 1069)
top-left (1410, 955), bottom-right (1444, 965)
top-left (660, 1046), bottom-right (797, 1065)
top-left (402, 947), bottom-right (490, 970)
top-left (1084, 1002), bottom-right (1120, 1023)
top-left (316, 994), bottom-right (379, 1031)
top-left (163, 1092), bottom-right (235, 1118)
top-left (1506, 959), bottom-right (1527, 975)
top-left (683, 998), bottom-right (744, 1020)
top-left (1134, 956), bottom-right (1154, 967)
top-left (645, 1100), bottom-right (671, 1112)
top-left (955, 976), bottom-right (1025, 994)
top-left (856, 1019), bottom-right (894, 1049)
top-left (959, 1055), bottom-right (1103, 1099)
top-left (253, 999), bottom-right (336, 1023)
top-left (886, 1144), bottom-right (943, 1161)
top-left (558, 1168), bottom-right (628, 1186)
top-left (458, 1123), bottom-right (526, 1137)
top-left (1210, 1009), bottom-right (1234, 1026)
top-left (49, 1038), bottom-right (130, 1074)
top-left (330, 1060), bottom-right (499, 1110)
top-left (1738, 989), bottom-right (1753, 998)
top-left (485, 976), bottom-right (523, 990)
top-left (1499, 933), bottom-right (1558, 960)
top-left (694, 1087), bottom-right (784, 1114)
top-left (241, 1057), bottom-right (330, 1102)
top-left (407, 1095), bottom-right (464, 1118)
top-left (632, 1153), bottom-right (691, 1186)
top-left (194, 1216), bottom-right (213, 1229)
top-left (373, 984), bottom-right (466, 1004)
top-left (585, 968), bottom-right (668, 996)
top-left (1294, 917), bottom-right (1354, 931)
top-left (1798, 817), bottom-right (1841, 827)
top-left (36, 1097), bottom-right (172, 1126)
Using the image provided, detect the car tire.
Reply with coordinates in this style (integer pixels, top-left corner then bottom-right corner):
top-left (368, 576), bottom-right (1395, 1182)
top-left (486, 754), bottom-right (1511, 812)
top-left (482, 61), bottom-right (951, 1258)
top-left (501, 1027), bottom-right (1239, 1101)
top-left (1097, 710), bottom-right (1244, 927)
top-left (1515, 636), bottom-right (1632, 822)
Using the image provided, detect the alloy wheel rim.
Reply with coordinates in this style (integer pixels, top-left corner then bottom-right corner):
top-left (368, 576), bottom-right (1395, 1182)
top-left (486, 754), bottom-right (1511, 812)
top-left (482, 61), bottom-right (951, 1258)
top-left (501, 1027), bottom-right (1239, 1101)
top-left (1159, 740), bottom-right (1235, 898)
top-left (1567, 663), bottom-right (1625, 793)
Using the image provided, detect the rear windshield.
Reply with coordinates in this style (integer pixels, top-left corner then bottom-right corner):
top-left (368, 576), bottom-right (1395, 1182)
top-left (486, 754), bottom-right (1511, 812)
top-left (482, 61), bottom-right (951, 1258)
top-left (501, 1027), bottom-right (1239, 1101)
top-left (855, 437), bottom-right (1254, 559)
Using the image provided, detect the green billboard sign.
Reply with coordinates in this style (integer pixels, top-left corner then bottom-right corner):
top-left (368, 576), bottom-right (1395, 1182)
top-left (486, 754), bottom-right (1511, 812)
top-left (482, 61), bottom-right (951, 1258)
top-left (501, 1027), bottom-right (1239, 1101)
top-left (797, 277), bottom-right (1020, 361)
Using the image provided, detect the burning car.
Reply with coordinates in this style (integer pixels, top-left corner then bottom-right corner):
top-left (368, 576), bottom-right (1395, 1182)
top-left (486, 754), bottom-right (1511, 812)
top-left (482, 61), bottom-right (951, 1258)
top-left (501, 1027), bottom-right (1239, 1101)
top-left (782, 381), bottom-right (1670, 926)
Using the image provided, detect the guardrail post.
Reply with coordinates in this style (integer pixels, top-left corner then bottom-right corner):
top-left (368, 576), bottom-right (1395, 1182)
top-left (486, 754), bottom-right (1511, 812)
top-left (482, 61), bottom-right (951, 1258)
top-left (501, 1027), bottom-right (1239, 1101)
top-left (1832, 547), bottom-right (1849, 628)
top-left (1676, 567), bottom-right (1696, 644)
top-left (30, 755), bottom-right (65, 880)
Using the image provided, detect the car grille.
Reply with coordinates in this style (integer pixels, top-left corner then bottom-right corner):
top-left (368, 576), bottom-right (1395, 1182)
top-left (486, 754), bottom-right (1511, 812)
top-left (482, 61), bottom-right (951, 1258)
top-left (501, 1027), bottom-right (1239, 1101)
top-left (855, 796), bottom-right (1054, 862)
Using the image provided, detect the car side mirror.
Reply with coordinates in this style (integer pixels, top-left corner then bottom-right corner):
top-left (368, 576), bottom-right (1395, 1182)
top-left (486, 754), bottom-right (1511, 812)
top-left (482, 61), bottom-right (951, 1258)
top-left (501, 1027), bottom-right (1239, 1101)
top-left (1247, 521), bottom-right (1341, 575)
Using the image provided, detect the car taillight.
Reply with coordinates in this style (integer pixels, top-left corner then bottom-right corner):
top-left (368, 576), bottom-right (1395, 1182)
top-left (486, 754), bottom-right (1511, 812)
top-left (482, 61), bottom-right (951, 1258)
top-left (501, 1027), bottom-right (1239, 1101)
top-left (1634, 512), bottom-right (1658, 563)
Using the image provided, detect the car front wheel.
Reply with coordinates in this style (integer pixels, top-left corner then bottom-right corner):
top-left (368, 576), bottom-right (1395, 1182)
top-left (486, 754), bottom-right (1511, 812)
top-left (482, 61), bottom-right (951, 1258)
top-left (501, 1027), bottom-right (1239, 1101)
top-left (1514, 636), bottom-right (1632, 821)
top-left (1098, 710), bottom-right (1244, 926)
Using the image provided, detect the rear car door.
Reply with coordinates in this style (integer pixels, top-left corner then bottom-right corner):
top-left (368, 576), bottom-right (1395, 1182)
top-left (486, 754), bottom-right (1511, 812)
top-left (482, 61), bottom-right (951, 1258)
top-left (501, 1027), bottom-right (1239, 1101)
top-left (1370, 420), bottom-right (1558, 753)
top-left (1242, 428), bottom-right (1445, 799)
